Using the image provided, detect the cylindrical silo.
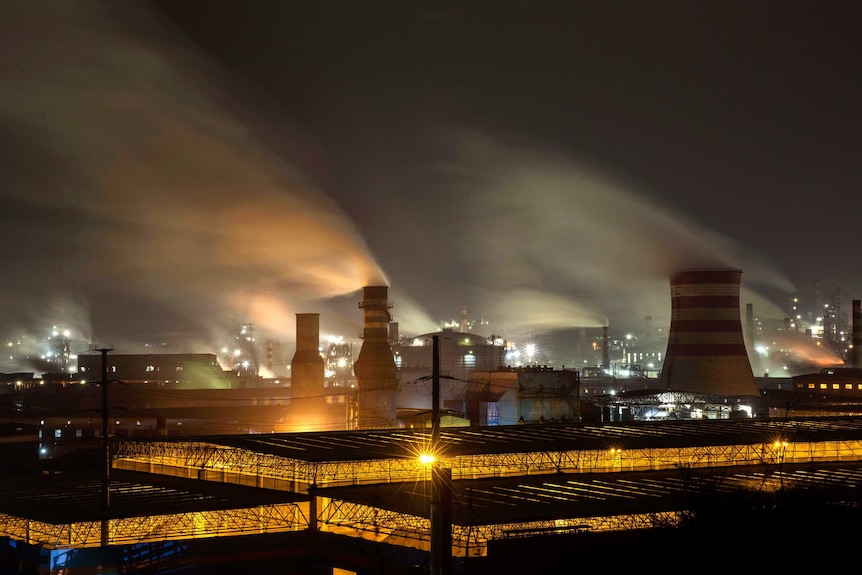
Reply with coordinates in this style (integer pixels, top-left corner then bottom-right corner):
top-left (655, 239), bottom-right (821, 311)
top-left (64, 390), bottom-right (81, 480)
top-left (659, 269), bottom-right (759, 396)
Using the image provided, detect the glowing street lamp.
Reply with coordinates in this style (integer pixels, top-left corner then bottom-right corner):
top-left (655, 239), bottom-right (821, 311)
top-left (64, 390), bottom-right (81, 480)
top-left (420, 453), bottom-right (435, 465)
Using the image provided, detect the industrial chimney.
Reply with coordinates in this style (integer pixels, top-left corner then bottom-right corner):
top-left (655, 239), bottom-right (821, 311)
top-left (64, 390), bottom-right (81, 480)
top-left (601, 326), bottom-right (610, 369)
top-left (659, 269), bottom-right (759, 397)
top-left (354, 286), bottom-right (399, 429)
top-left (745, 303), bottom-right (763, 376)
top-left (852, 299), bottom-right (862, 369)
top-left (290, 313), bottom-right (325, 430)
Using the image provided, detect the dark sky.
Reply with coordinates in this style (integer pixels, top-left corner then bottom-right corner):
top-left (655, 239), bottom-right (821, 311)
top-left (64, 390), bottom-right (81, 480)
top-left (1, 1), bottom-right (860, 365)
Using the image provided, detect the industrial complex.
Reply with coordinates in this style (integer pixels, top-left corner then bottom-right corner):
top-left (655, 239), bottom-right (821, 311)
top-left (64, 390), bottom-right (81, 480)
top-left (2, 268), bottom-right (862, 573)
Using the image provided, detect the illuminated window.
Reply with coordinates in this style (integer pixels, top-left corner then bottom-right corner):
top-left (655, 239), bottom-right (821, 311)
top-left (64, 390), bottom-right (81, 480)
top-left (845, 384), bottom-right (853, 390)
top-left (146, 366), bottom-right (155, 372)
top-left (808, 383), bottom-right (815, 389)
top-left (819, 384), bottom-right (827, 389)
top-left (54, 429), bottom-right (61, 438)
top-left (832, 384), bottom-right (840, 390)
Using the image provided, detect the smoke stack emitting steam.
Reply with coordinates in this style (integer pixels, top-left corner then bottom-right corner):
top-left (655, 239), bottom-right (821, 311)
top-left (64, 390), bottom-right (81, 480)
top-left (659, 269), bottom-right (759, 397)
top-left (354, 286), bottom-right (399, 429)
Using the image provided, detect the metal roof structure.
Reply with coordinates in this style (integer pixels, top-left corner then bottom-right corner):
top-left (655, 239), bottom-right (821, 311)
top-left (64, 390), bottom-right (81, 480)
top-left (317, 460), bottom-right (862, 525)
top-left (136, 415), bottom-right (862, 462)
top-left (8, 415), bottom-right (862, 568)
top-left (0, 469), bottom-right (306, 524)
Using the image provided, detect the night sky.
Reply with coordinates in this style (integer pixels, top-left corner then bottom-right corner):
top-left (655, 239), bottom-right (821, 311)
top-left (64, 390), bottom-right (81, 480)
top-left (1, 1), bottom-right (860, 366)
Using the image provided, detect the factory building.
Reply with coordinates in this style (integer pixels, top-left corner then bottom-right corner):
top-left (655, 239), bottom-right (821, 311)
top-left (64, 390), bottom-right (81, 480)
top-left (6, 271), bottom-right (862, 572)
top-left (76, 353), bottom-right (231, 389)
top-left (392, 329), bottom-right (507, 422)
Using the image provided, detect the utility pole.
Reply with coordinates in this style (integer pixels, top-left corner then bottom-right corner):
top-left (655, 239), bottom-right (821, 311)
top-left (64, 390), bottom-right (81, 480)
top-left (97, 346), bottom-right (113, 546)
top-left (430, 335), bottom-right (452, 575)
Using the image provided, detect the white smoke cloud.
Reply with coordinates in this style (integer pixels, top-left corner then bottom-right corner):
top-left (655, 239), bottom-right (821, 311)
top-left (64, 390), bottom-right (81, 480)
top-left (0, 1), bottom-right (386, 354)
top-left (0, 2), bottom-right (803, 373)
top-left (382, 126), bottom-right (796, 342)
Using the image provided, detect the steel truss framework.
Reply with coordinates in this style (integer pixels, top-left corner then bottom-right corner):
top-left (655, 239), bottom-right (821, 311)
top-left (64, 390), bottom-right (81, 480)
top-left (10, 417), bottom-right (862, 567)
top-left (114, 438), bottom-right (862, 489)
top-left (107, 433), bottom-right (862, 558)
top-left (317, 497), bottom-right (682, 557)
top-left (0, 503), bottom-right (307, 549)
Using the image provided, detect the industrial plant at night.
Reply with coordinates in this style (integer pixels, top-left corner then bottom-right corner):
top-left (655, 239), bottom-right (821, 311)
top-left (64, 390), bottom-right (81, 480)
top-left (3, 269), bottom-right (862, 574)
top-left (2, 1), bottom-right (859, 572)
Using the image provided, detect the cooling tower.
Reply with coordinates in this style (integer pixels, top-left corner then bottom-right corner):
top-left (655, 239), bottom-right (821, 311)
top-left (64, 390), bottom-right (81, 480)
top-left (354, 286), bottom-right (399, 429)
top-left (853, 300), bottom-right (862, 369)
top-left (659, 269), bottom-right (759, 396)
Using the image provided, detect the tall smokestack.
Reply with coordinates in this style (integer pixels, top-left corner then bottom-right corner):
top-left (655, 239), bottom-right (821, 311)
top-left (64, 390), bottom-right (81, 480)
top-left (354, 286), bottom-right (399, 429)
top-left (601, 326), bottom-right (610, 369)
top-left (745, 303), bottom-right (755, 345)
top-left (852, 299), bottom-right (862, 369)
top-left (659, 269), bottom-right (759, 396)
top-left (290, 313), bottom-right (325, 429)
top-left (460, 305), bottom-right (468, 333)
top-left (644, 315), bottom-right (653, 343)
top-left (745, 303), bottom-right (762, 376)
top-left (266, 339), bottom-right (274, 373)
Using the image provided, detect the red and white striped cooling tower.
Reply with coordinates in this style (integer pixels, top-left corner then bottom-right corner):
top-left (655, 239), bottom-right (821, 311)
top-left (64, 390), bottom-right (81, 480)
top-left (659, 269), bottom-right (759, 396)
